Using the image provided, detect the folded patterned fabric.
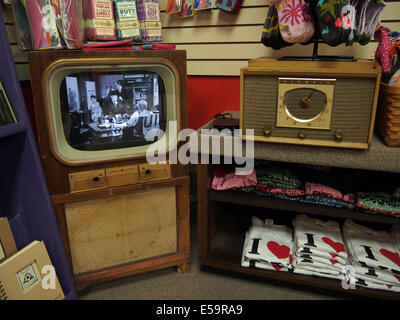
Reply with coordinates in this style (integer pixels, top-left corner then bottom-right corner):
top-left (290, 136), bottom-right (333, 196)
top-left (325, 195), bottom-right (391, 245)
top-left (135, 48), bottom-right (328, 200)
top-left (256, 167), bottom-right (302, 190)
top-left (254, 190), bottom-right (303, 202)
top-left (356, 192), bottom-right (400, 217)
top-left (211, 168), bottom-right (257, 191)
top-left (305, 182), bottom-right (355, 203)
top-left (256, 184), bottom-right (305, 198)
top-left (300, 195), bottom-right (355, 210)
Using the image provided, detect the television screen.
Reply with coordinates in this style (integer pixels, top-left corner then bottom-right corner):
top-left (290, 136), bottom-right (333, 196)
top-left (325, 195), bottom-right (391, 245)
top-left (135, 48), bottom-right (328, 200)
top-left (59, 70), bottom-right (167, 151)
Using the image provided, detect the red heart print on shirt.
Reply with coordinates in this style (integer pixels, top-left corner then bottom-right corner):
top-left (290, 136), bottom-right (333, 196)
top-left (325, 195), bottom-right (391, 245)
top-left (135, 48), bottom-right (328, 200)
top-left (380, 249), bottom-right (400, 268)
top-left (267, 241), bottom-right (290, 259)
top-left (272, 264), bottom-right (284, 271)
top-left (322, 237), bottom-right (345, 254)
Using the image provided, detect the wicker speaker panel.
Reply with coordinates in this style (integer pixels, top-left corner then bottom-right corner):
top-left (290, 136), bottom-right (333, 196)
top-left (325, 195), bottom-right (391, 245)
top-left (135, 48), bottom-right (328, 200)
top-left (65, 186), bottom-right (177, 275)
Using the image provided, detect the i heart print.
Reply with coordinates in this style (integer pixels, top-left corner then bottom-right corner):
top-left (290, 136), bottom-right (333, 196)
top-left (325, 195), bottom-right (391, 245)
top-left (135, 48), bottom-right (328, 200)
top-left (294, 215), bottom-right (348, 259)
top-left (343, 219), bottom-right (400, 273)
top-left (245, 222), bottom-right (293, 267)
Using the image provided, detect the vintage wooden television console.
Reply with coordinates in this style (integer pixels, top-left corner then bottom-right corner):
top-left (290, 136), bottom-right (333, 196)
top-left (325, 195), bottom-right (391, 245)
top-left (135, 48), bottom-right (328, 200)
top-left (28, 50), bottom-right (190, 290)
top-left (240, 59), bottom-right (382, 149)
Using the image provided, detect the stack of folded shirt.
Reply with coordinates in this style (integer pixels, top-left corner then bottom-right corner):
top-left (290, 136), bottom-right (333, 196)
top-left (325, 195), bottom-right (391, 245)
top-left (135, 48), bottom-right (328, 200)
top-left (343, 220), bottom-right (400, 292)
top-left (292, 215), bottom-right (347, 281)
top-left (211, 166), bottom-right (257, 191)
top-left (355, 192), bottom-right (400, 218)
top-left (241, 217), bottom-right (293, 272)
top-left (300, 183), bottom-right (355, 210)
top-left (255, 167), bottom-right (305, 201)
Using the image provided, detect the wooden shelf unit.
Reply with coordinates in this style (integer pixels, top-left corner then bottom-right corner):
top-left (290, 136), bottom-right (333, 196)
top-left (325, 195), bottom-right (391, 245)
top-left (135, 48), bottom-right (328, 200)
top-left (196, 113), bottom-right (400, 300)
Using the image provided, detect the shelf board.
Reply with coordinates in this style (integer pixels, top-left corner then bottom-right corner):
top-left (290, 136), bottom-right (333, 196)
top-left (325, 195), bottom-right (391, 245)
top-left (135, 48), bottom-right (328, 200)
top-left (196, 111), bottom-right (400, 173)
top-left (205, 229), bottom-right (400, 300)
top-left (209, 190), bottom-right (399, 225)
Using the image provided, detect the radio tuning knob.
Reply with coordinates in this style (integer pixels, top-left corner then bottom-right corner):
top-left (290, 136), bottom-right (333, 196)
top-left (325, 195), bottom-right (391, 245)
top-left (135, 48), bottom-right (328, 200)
top-left (335, 129), bottom-right (344, 141)
top-left (263, 127), bottom-right (272, 136)
top-left (299, 131), bottom-right (306, 139)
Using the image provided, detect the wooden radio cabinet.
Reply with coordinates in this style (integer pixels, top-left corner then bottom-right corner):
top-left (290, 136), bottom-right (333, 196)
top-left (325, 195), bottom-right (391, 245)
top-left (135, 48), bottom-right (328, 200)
top-left (240, 59), bottom-right (382, 149)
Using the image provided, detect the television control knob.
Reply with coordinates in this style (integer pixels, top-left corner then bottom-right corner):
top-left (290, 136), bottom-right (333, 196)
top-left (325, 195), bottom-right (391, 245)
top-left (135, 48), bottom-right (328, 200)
top-left (299, 131), bottom-right (306, 139)
top-left (335, 129), bottom-right (344, 141)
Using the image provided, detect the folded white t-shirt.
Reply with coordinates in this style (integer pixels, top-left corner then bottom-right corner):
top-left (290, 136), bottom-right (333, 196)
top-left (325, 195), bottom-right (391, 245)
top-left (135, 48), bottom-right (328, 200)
top-left (245, 219), bottom-right (293, 268)
top-left (241, 232), bottom-right (289, 272)
top-left (294, 214), bottom-right (348, 259)
top-left (343, 219), bottom-right (400, 273)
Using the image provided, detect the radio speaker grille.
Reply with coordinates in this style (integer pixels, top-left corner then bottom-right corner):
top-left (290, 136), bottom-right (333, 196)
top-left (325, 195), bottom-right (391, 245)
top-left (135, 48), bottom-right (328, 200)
top-left (65, 186), bottom-right (177, 275)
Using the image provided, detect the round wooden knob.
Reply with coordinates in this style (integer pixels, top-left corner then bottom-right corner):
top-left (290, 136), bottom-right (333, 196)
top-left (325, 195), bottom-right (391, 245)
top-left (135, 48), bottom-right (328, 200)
top-left (335, 129), bottom-right (344, 141)
top-left (263, 127), bottom-right (272, 136)
top-left (299, 131), bottom-right (306, 139)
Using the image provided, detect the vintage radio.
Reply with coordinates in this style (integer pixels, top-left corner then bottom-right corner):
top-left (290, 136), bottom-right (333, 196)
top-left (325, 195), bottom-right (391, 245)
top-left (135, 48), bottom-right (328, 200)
top-left (240, 59), bottom-right (382, 149)
top-left (28, 50), bottom-right (190, 290)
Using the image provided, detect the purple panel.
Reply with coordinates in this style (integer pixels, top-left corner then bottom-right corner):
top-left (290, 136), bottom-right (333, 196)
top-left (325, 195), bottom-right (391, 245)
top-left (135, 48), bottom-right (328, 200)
top-left (0, 13), bottom-right (77, 300)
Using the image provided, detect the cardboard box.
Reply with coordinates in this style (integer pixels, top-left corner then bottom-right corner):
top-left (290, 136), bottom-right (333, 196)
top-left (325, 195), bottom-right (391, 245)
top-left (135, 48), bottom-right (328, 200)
top-left (0, 241), bottom-right (65, 300)
top-left (0, 217), bottom-right (17, 263)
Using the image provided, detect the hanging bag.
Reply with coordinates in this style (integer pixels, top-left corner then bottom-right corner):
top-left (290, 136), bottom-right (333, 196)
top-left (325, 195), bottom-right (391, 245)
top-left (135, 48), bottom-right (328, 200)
top-left (269, 0), bottom-right (315, 44)
top-left (261, 5), bottom-right (293, 50)
top-left (314, 0), bottom-right (352, 47)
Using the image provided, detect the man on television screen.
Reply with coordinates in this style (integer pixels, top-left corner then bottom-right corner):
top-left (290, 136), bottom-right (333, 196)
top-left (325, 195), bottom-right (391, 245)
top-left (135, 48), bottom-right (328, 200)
top-left (102, 90), bottom-right (126, 116)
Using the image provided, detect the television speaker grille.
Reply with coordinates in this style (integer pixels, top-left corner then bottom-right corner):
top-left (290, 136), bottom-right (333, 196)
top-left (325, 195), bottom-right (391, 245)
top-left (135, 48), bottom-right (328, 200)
top-left (65, 186), bottom-right (177, 275)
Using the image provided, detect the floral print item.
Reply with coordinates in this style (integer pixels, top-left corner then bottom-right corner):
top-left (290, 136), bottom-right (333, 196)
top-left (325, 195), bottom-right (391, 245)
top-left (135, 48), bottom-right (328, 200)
top-left (269, 0), bottom-right (315, 44)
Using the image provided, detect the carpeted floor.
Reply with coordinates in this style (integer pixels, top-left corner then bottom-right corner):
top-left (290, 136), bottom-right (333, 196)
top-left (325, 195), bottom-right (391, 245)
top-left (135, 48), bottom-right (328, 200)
top-left (78, 223), bottom-right (350, 300)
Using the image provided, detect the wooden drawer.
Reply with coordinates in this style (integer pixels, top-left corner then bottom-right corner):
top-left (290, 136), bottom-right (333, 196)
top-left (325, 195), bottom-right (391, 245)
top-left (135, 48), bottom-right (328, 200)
top-left (69, 169), bottom-right (107, 193)
top-left (106, 165), bottom-right (139, 187)
top-left (139, 163), bottom-right (171, 182)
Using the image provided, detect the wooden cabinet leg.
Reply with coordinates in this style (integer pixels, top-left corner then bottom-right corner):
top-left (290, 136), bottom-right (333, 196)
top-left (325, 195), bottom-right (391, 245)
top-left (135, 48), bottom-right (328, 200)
top-left (177, 262), bottom-right (190, 273)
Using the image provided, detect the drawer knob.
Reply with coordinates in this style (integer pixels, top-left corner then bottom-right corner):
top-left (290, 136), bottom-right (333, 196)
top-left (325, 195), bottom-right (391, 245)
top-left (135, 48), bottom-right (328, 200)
top-left (299, 131), bottom-right (306, 139)
top-left (335, 129), bottom-right (344, 141)
top-left (145, 169), bottom-right (152, 175)
top-left (92, 177), bottom-right (100, 183)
